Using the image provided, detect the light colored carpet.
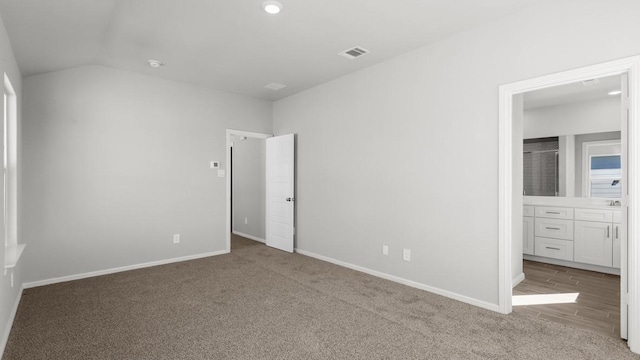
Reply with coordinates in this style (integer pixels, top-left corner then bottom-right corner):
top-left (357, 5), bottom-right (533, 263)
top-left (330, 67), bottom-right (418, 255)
top-left (4, 235), bottom-right (639, 359)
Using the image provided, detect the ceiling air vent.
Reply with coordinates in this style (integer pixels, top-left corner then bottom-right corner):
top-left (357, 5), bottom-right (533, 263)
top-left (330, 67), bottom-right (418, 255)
top-left (338, 46), bottom-right (370, 60)
top-left (264, 83), bottom-right (287, 91)
top-left (580, 79), bottom-right (600, 87)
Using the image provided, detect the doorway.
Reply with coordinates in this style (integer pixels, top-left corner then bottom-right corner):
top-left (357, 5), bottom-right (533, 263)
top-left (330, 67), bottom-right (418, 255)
top-left (225, 130), bottom-right (296, 254)
top-left (498, 56), bottom-right (640, 352)
top-left (225, 129), bottom-right (272, 253)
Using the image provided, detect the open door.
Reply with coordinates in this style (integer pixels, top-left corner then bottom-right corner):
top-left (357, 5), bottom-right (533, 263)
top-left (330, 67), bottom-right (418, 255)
top-left (621, 73), bottom-right (629, 340)
top-left (266, 134), bottom-right (295, 253)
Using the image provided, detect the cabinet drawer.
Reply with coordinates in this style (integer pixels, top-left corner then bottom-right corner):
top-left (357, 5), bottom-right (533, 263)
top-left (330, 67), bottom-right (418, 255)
top-left (535, 206), bottom-right (573, 220)
top-left (613, 210), bottom-right (621, 224)
top-left (575, 208), bottom-right (612, 222)
top-left (523, 205), bottom-right (535, 217)
top-left (535, 237), bottom-right (574, 261)
top-left (535, 218), bottom-right (574, 240)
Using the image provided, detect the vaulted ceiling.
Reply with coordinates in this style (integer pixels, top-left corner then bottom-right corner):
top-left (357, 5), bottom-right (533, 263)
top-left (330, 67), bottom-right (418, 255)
top-left (0, 0), bottom-right (540, 100)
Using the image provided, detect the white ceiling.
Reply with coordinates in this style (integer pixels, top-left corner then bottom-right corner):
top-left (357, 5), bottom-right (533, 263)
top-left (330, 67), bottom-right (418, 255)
top-left (0, 0), bottom-right (541, 101)
top-left (523, 74), bottom-right (623, 110)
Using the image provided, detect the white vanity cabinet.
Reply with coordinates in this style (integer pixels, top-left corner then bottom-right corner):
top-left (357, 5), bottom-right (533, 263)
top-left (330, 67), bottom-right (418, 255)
top-left (613, 211), bottom-right (622, 269)
top-left (523, 203), bottom-right (621, 273)
top-left (574, 221), bottom-right (613, 267)
top-left (574, 208), bottom-right (614, 267)
top-left (523, 206), bottom-right (534, 255)
top-left (533, 206), bottom-right (574, 261)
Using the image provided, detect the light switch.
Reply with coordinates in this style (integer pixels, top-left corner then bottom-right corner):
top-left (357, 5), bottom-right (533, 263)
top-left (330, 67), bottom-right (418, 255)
top-left (217, 169), bottom-right (226, 177)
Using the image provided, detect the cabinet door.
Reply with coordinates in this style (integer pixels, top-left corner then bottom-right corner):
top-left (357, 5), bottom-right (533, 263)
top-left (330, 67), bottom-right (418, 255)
top-left (574, 221), bottom-right (613, 267)
top-left (523, 217), bottom-right (534, 255)
top-left (613, 224), bottom-right (621, 269)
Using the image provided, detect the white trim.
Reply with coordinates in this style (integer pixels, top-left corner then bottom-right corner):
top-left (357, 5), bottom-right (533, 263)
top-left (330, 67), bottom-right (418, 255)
top-left (23, 250), bottom-right (227, 289)
top-left (499, 55), bottom-right (640, 352)
top-left (524, 254), bottom-right (620, 275)
top-left (498, 83), bottom-right (513, 315)
top-left (295, 248), bottom-right (501, 313)
top-left (0, 283), bottom-right (23, 357)
top-left (512, 273), bottom-right (525, 288)
top-left (225, 129), bottom-right (272, 254)
top-left (232, 230), bottom-right (265, 243)
top-left (3, 73), bottom-right (17, 250)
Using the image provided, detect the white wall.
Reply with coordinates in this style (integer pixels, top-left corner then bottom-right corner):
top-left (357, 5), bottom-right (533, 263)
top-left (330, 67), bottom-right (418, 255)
top-left (22, 65), bottom-right (272, 283)
top-left (232, 136), bottom-right (266, 240)
top-left (524, 97), bottom-right (621, 139)
top-left (0, 12), bottom-right (23, 353)
top-left (273, 0), bottom-right (640, 306)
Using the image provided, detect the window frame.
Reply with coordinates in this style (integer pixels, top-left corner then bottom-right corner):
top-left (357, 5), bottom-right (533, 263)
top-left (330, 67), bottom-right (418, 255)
top-left (582, 139), bottom-right (622, 199)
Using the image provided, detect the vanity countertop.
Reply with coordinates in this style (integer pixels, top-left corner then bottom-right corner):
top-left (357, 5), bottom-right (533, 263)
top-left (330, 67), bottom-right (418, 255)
top-left (523, 196), bottom-right (621, 211)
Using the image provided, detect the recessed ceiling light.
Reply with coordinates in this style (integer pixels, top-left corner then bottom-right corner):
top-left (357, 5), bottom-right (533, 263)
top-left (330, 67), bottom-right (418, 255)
top-left (608, 90), bottom-right (622, 95)
top-left (147, 59), bottom-right (164, 68)
top-left (262, 1), bottom-right (283, 15)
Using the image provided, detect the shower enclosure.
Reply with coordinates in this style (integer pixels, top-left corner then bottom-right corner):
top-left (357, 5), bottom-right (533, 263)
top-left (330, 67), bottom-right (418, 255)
top-left (523, 137), bottom-right (559, 196)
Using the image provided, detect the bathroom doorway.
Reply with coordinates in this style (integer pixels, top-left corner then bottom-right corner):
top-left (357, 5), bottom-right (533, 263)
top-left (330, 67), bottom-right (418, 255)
top-left (498, 56), bottom-right (640, 351)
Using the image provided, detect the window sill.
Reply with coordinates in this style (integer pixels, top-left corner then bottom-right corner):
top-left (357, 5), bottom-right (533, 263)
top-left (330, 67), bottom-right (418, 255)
top-left (4, 244), bottom-right (25, 269)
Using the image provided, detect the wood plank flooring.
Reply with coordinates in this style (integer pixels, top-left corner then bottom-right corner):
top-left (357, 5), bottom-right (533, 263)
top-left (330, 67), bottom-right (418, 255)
top-left (513, 260), bottom-right (621, 339)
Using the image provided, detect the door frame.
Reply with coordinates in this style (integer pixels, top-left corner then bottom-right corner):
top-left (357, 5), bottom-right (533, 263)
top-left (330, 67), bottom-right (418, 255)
top-left (225, 129), bottom-right (272, 253)
top-left (498, 56), bottom-right (640, 351)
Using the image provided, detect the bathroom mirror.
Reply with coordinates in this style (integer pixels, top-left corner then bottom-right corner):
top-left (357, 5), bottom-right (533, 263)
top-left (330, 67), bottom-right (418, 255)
top-left (522, 74), bottom-right (622, 198)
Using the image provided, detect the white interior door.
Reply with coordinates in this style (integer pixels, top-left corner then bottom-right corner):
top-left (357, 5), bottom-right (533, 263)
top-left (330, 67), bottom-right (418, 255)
top-left (266, 134), bottom-right (295, 253)
top-left (621, 73), bottom-right (629, 340)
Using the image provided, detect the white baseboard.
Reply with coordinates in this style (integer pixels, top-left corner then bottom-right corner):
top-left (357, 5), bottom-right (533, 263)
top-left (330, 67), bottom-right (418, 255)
top-left (23, 250), bottom-right (228, 289)
top-left (1, 283), bottom-right (24, 358)
top-left (232, 231), bottom-right (265, 243)
top-left (523, 254), bottom-right (620, 275)
top-left (294, 249), bottom-right (501, 313)
top-left (512, 273), bottom-right (525, 288)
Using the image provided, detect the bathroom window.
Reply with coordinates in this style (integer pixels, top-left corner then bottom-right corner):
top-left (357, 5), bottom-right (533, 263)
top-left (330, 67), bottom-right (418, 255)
top-left (588, 155), bottom-right (621, 198)
top-left (583, 140), bottom-right (622, 199)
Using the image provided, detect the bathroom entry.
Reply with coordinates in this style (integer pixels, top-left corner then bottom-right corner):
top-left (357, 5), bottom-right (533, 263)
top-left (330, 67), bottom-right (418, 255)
top-left (513, 73), bottom-right (627, 340)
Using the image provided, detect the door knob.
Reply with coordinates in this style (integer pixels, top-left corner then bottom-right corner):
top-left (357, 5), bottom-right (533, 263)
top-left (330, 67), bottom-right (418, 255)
top-left (286, 197), bottom-right (295, 202)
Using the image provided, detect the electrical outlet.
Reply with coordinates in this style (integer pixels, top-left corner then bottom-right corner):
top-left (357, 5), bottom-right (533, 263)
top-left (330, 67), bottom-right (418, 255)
top-left (244, 217), bottom-right (248, 225)
top-left (403, 248), bottom-right (411, 262)
top-left (173, 234), bottom-right (180, 244)
top-left (382, 245), bottom-right (389, 256)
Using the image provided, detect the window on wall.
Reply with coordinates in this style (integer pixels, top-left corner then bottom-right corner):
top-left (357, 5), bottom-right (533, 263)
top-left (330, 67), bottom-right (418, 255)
top-left (583, 140), bottom-right (622, 199)
top-left (589, 155), bottom-right (622, 198)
